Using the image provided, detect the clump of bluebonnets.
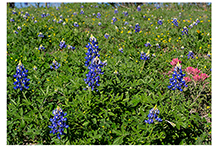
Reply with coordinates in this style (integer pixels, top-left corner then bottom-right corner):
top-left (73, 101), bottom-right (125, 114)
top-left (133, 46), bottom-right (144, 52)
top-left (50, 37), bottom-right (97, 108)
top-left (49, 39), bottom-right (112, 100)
top-left (114, 9), bottom-right (118, 14)
top-left (181, 26), bottom-right (188, 35)
top-left (59, 40), bottom-right (67, 49)
top-left (50, 60), bottom-right (61, 70)
top-left (137, 5), bottom-right (141, 11)
top-left (145, 41), bottom-right (151, 47)
top-left (134, 23), bottom-right (140, 33)
top-left (48, 106), bottom-right (69, 140)
top-left (158, 19), bottom-right (163, 25)
top-left (111, 17), bottom-right (117, 24)
top-left (84, 34), bottom-right (106, 91)
top-left (145, 105), bottom-right (162, 124)
top-left (13, 61), bottom-right (30, 91)
top-left (96, 12), bottom-right (101, 18)
top-left (140, 50), bottom-right (150, 61)
top-left (38, 45), bottom-right (45, 50)
top-left (80, 9), bottom-right (84, 14)
top-left (172, 18), bottom-right (178, 27)
top-left (187, 51), bottom-right (194, 59)
top-left (38, 32), bottom-right (44, 37)
top-left (104, 33), bottom-right (109, 39)
top-left (168, 62), bottom-right (188, 91)
top-left (74, 22), bottom-right (79, 27)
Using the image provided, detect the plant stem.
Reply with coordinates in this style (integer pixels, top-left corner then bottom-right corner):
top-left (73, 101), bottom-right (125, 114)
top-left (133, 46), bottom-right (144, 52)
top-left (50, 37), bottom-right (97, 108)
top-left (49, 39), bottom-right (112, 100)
top-left (140, 60), bottom-right (146, 73)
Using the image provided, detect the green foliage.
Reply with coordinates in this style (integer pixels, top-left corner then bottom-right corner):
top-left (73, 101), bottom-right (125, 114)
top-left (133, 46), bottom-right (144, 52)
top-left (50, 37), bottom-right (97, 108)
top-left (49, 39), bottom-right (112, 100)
top-left (7, 3), bottom-right (211, 145)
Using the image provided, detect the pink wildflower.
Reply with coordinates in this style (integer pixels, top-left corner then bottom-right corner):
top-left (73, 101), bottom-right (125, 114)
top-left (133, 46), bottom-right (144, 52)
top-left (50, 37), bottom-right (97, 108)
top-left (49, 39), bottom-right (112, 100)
top-left (200, 73), bottom-right (209, 81)
top-left (193, 75), bottom-right (201, 82)
top-left (170, 58), bottom-right (182, 66)
top-left (184, 77), bottom-right (191, 83)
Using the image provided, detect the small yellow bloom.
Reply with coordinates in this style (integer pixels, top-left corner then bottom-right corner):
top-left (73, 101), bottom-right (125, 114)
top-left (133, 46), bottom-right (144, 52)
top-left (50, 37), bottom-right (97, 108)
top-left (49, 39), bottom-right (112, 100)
top-left (32, 90), bottom-right (34, 92)
top-left (11, 57), bottom-right (13, 59)
top-left (136, 60), bottom-right (138, 63)
top-left (204, 66), bottom-right (206, 68)
top-left (199, 47), bottom-right (202, 49)
top-left (148, 18), bottom-right (150, 21)
top-left (102, 126), bottom-right (104, 128)
top-left (196, 57), bottom-right (198, 59)
top-left (121, 31), bottom-right (123, 33)
top-left (207, 106), bottom-right (210, 109)
top-left (15, 59), bottom-right (17, 62)
top-left (47, 79), bottom-right (49, 81)
top-left (109, 131), bottom-right (111, 133)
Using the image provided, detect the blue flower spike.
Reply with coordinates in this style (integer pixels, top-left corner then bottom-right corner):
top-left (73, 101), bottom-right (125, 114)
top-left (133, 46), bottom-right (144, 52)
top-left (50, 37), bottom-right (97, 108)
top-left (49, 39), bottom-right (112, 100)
top-left (145, 105), bottom-right (162, 124)
top-left (48, 106), bottom-right (69, 139)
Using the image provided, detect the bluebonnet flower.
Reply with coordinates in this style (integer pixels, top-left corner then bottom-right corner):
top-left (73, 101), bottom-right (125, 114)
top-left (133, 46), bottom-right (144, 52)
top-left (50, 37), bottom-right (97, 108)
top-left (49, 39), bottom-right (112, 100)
top-left (104, 33), bottom-right (109, 39)
top-left (60, 15), bottom-right (63, 19)
top-left (140, 50), bottom-right (150, 61)
top-left (156, 43), bottom-right (160, 48)
top-left (32, 16), bottom-right (34, 19)
top-left (114, 9), bottom-right (118, 14)
top-left (98, 22), bottom-right (101, 26)
top-left (124, 21), bottom-right (128, 25)
top-left (59, 40), bottom-right (67, 49)
top-left (189, 24), bottom-right (193, 29)
top-left (96, 12), bottom-right (101, 19)
top-left (181, 46), bottom-right (184, 50)
top-left (145, 41), bottom-right (151, 47)
top-left (134, 23), bottom-right (140, 33)
top-left (84, 34), bottom-right (101, 67)
top-left (158, 19), bottom-right (163, 25)
top-left (156, 26), bottom-right (158, 29)
top-left (38, 32), bottom-right (44, 37)
top-left (84, 56), bottom-right (104, 91)
top-left (95, 5), bottom-right (98, 8)
top-left (63, 22), bottom-right (66, 26)
top-left (119, 48), bottom-right (123, 53)
top-left (10, 18), bottom-right (14, 22)
top-left (53, 19), bottom-right (56, 22)
top-left (41, 13), bottom-right (46, 18)
top-left (93, 13), bottom-right (96, 16)
top-left (23, 15), bottom-right (27, 19)
top-left (187, 51), bottom-right (194, 59)
top-left (114, 70), bottom-right (119, 75)
top-left (25, 12), bottom-right (29, 17)
top-left (193, 22), bottom-right (197, 26)
top-left (38, 45), bottom-right (45, 50)
top-left (58, 19), bottom-right (63, 23)
top-left (129, 25), bottom-right (133, 29)
top-left (172, 18), bottom-right (178, 27)
top-left (48, 106), bottom-right (69, 139)
top-left (56, 7), bottom-right (59, 10)
top-left (73, 12), bottom-right (77, 15)
top-left (80, 9), bottom-right (84, 14)
top-left (17, 26), bottom-right (22, 31)
top-left (21, 11), bottom-right (23, 14)
top-left (24, 2), bottom-right (28, 5)
top-left (145, 105), bottom-right (162, 124)
top-left (14, 30), bottom-right (18, 34)
top-left (74, 22), bottom-right (79, 27)
top-left (91, 5), bottom-right (93, 7)
top-left (112, 17), bottom-right (117, 24)
top-left (152, 53), bottom-right (156, 57)
top-left (168, 62), bottom-right (188, 91)
top-left (50, 60), bottom-right (61, 70)
top-left (46, 13), bottom-right (50, 16)
top-left (12, 10), bottom-right (17, 14)
top-left (13, 61), bottom-right (30, 91)
top-left (207, 52), bottom-right (211, 57)
top-left (196, 18), bottom-right (200, 24)
top-left (156, 6), bottom-right (160, 9)
top-left (137, 5), bottom-right (141, 11)
top-left (181, 26), bottom-right (188, 35)
top-left (34, 20), bottom-right (37, 23)
top-left (68, 45), bottom-right (75, 50)
top-left (81, 5), bottom-right (84, 8)
top-left (143, 15), bottom-right (146, 18)
top-left (33, 65), bottom-right (37, 71)
top-left (123, 11), bottom-right (128, 16)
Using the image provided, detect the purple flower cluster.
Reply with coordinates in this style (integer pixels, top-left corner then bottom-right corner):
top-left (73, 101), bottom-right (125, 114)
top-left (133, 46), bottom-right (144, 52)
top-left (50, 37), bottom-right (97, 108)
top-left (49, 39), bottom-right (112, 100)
top-left (145, 106), bottom-right (162, 124)
top-left (48, 106), bottom-right (69, 139)
top-left (13, 61), bottom-right (30, 91)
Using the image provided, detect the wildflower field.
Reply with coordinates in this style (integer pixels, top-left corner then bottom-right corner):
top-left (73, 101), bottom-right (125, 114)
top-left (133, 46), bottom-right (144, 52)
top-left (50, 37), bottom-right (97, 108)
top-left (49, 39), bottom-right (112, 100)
top-left (7, 3), bottom-right (212, 145)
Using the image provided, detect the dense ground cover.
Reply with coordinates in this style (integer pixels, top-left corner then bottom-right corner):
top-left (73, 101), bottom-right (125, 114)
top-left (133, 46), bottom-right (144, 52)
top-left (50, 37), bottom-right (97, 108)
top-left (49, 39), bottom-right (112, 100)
top-left (7, 3), bottom-right (211, 145)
